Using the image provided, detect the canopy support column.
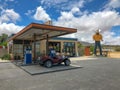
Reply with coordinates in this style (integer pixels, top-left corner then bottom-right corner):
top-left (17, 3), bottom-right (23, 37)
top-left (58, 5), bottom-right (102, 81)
top-left (46, 34), bottom-right (49, 55)
top-left (33, 33), bottom-right (36, 62)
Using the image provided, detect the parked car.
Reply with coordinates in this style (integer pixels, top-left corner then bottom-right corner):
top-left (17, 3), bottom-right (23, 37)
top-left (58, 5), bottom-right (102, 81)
top-left (38, 55), bottom-right (71, 68)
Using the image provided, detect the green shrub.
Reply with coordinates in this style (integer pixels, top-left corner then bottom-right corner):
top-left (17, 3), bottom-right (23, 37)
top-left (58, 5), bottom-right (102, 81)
top-left (1, 54), bottom-right (10, 60)
top-left (90, 46), bottom-right (94, 52)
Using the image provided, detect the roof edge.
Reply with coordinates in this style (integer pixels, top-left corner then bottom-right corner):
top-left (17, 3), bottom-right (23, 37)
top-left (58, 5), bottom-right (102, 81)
top-left (8, 23), bottom-right (77, 42)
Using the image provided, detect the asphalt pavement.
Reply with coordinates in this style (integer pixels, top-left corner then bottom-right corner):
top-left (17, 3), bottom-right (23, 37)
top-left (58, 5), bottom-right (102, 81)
top-left (0, 57), bottom-right (120, 90)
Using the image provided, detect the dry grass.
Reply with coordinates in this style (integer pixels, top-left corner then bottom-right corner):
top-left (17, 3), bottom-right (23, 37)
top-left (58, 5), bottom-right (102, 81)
top-left (108, 52), bottom-right (120, 58)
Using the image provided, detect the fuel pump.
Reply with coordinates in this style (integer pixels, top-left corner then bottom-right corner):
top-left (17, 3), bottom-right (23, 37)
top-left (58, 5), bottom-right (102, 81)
top-left (24, 48), bottom-right (32, 64)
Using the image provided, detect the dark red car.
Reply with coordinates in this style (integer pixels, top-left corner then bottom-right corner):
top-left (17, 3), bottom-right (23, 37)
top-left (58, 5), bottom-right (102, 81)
top-left (38, 55), bottom-right (71, 68)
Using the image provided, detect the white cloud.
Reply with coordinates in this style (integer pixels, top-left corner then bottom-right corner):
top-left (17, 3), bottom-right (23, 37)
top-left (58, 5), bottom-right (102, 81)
top-left (103, 31), bottom-right (120, 45)
top-left (0, 2), bottom-right (22, 36)
top-left (0, 0), bottom-right (15, 11)
top-left (33, 6), bottom-right (51, 22)
top-left (59, 12), bottom-right (74, 22)
top-left (40, 0), bottom-right (87, 11)
top-left (41, 0), bottom-right (68, 5)
top-left (105, 0), bottom-right (120, 9)
top-left (54, 8), bottom-right (120, 45)
top-left (71, 7), bottom-right (80, 14)
top-left (108, 0), bottom-right (120, 8)
top-left (0, 9), bottom-right (20, 24)
top-left (0, 23), bottom-right (24, 36)
top-left (25, 10), bottom-right (34, 16)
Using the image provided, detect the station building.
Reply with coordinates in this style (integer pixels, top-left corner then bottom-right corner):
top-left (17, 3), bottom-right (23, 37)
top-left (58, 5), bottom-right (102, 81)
top-left (7, 23), bottom-right (78, 60)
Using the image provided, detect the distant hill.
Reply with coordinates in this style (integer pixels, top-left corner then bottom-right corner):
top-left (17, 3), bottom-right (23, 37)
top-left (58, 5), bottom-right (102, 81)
top-left (79, 41), bottom-right (94, 46)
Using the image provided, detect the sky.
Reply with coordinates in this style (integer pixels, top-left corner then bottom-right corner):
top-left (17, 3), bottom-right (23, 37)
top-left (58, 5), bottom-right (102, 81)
top-left (0, 0), bottom-right (120, 45)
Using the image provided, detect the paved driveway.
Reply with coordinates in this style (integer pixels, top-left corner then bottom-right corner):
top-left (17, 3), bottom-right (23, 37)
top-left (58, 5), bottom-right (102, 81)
top-left (0, 57), bottom-right (120, 90)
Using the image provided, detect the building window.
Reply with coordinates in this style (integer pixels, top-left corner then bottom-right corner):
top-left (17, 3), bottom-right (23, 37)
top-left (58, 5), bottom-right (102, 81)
top-left (63, 42), bottom-right (75, 57)
top-left (13, 44), bottom-right (23, 60)
top-left (48, 42), bottom-right (61, 52)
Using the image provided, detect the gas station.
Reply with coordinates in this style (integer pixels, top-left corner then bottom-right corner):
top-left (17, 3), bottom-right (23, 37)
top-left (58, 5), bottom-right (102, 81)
top-left (8, 23), bottom-right (77, 64)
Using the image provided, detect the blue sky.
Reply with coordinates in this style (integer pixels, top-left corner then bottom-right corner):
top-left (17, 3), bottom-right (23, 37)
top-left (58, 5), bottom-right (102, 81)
top-left (0, 0), bottom-right (120, 45)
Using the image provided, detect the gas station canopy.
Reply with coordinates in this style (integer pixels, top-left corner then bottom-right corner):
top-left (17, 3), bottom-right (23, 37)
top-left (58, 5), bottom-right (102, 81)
top-left (9, 23), bottom-right (77, 41)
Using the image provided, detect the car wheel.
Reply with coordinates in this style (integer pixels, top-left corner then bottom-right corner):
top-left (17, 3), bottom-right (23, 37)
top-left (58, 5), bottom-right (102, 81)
top-left (64, 59), bottom-right (71, 66)
top-left (44, 60), bottom-right (52, 68)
